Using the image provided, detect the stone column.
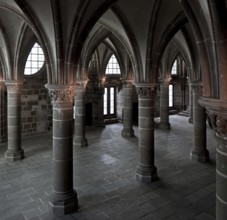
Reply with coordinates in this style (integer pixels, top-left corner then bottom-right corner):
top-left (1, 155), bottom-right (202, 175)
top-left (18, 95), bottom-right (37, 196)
top-left (93, 78), bottom-right (105, 127)
top-left (199, 98), bottom-right (227, 220)
top-left (159, 81), bottom-right (171, 130)
top-left (214, 115), bottom-right (227, 220)
top-left (215, 126), bottom-right (227, 220)
top-left (73, 81), bottom-right (88, 147)
top-left (5, 81), bottom-right (24, 161)
top-left (188, 83), bottom-right (193, 123)
top-left (135, 83), bottom-right (158, 183)
top-left (190, 83), bottom-right (209, 162)
top-left (121, 80), bottom-right (134, 137)
top-left (46, 84), bottom-right (78, 216)
top-left (0, 81), bottom-right (7, 143)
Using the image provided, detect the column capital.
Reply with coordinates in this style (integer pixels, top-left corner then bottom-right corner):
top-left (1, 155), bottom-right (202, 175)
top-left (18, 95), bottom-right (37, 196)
top-left (45, 84), bottom-right (76, 102)
top-left (159, 77), bottom-right (171, 86)
top-left (199, 97), bottom-right (227, 139)
top-left (0, 81), bottom-right (4, 87)
top-left (76, 80), bottom-right (88, 89)
top-left (191, 82), bottom-right (203, 93)
top-left (97, 76), bottom-right (106, 87)
top-left (5, 80), bottom-right (23, 92)
top-left (94, 77), bottom-right (105, 95)
top-left (122, 79), bottom-right (133, 88)
top-left (134, 83), bottom-right (157, 98)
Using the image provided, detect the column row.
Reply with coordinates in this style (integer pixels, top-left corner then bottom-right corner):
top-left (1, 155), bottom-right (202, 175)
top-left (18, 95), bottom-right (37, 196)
top-left (1, 81), bottom-right (214, 217)
top-left (135, 82), bottom-right (209, 183)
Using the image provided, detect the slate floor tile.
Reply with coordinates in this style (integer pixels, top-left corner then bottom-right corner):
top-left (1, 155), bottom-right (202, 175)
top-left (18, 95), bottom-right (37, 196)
top-left (0, 115), bottom-right (217, 220)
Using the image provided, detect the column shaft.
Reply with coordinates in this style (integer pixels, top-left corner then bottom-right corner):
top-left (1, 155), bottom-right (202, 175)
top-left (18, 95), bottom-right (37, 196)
top-left (216, 132), bottom-right (227, 220)
top-left (199, 97), bottom-right (227, 220)
top-left (190, 83), bottom-right (209, 162)
top-left (5, 81), bottom-right (24, 161)
top-left (159, 84), bottom-right (170, 129)
top-left (74, 83), bottom-right (88, 147)
top-left (122, 81), bottom-right (134, 137)
top-left (46, 84), bottom-right (78, 216)
top-left (135, 84), bottom-right (158, 183)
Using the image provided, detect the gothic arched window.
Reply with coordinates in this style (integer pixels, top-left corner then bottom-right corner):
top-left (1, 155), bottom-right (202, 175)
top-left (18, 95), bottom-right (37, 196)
top-left (171, 60), bottom-right (177, 75)
top-left (24, 43), bottom-right (45, 75)
top-left (105, 54), bottom-right (121, 75)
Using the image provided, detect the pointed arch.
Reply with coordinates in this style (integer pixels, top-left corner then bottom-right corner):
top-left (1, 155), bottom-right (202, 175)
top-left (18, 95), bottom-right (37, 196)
top-left (180, 0), bottom-right (215, 97)
top-left (148, 11), bottom-right (188, 83)
top-left (67, 1), bottom-right (118, 83)
top-left (15, 0), bottom-right (55, 83)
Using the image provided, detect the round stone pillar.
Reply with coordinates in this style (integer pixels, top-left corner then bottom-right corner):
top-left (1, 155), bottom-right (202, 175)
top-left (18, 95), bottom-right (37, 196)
top-left (135, 83), bottom-right (158, 183)
top-left (5, 81), bottom-right (24, 161)
top-left (73, 81), bottom-right (88, 147)
top-left (46, 84), bottom-right (78, 216)
top-left (159, 82), bottom-right (171, 130)
top-left (190, 83), bottom-right (209, 162)
top-left (216, 130), bottom-right (227, 220)
top-left (199, 97), bottom-right (227, 220)
top-left (121, 80), bottom-right (134, 137)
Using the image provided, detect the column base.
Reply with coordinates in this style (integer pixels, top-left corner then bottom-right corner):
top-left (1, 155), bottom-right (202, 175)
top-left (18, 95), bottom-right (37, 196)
top-left (50, 190), bottom-right (78, 216)
top-left (95, 122), bottom-right (105, 127)
top-left (73, 137), bottom-right (88, 147)
top-left (159, 122), bottom-right (171, 130)
top-left (188, 117), bottom-right (193, 124)
top-left (217, 195), bottom-right (227, 220)
top-left (0, 137), bottom-right (7, 144)
top-left (136, 164), bottom-right (158, 183)
top-left (5, 149), bottom-right (24, 162)
top-left (121, 129), bottom-right (135, 138)
top-left (190, 149), bottom-right (210, 162)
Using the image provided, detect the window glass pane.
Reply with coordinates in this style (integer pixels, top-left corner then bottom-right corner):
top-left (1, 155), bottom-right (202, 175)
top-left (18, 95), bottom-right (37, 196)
top-left (104, 88), bottom-right (108, 115)
top-left (171, 60), bottom-right (177, 75)
top-left (110, 87), bottom-right (114, 114)
top-left (105, 54), bottom-right (121, 75)
top-left (110, 106), bottom-right (114, 114)
top-left (24, 43), bottom-right (45, 75)
top-left (39, 55), bottom-right (45, 61)
top-left (169, 84), bottom-right (173, 107)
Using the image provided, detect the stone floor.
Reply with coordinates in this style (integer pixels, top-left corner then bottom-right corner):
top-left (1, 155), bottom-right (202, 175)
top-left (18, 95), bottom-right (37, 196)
top-left (0, 115), bottom-right (216, 220)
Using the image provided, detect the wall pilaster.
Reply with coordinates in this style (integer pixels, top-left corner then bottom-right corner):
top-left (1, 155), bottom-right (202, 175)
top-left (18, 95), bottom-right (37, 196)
top-left (0, 81), bottom-right (7, 143)
top-left (121, 80), bottom-right (134, 137)
top-left (93, 78), bottom-right (105, 127)
top-left (159, 80), bottom-right (171, 130)
top-left (73, 81), bottom-right (88, 147)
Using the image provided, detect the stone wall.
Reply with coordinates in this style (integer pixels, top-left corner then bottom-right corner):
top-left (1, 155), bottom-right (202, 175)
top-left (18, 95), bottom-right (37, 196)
top-left (117, 85), bottom-right (138, 124)
top-left (21, 72), bottom-right (52, 135)
top-left (172, 83), bottom-right (189, 111)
